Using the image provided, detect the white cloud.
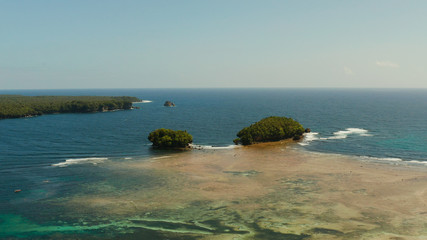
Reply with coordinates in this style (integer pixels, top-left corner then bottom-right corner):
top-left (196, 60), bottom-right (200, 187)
top-left (376, 61), bottom-right (399, 68)
top-left (344, 67), bottom-right (353, 75)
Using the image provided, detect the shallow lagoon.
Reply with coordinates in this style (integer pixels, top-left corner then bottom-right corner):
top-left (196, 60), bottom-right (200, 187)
top-left (3, 142), bottom-right (426, 240)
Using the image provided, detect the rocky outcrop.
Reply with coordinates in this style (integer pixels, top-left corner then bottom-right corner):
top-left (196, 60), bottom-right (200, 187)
top-left (164, 101), bottom-right (175, 107)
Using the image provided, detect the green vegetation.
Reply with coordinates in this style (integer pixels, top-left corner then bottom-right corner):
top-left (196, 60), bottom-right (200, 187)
top-left (148, 128), bottom-right (193, 148)
top-left (234, 116), bottom-right (305, 145)
top-left (0, 95), bottom-right (140, 119)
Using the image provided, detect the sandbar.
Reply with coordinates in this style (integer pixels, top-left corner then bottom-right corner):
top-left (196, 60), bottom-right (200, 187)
top-left (62, 141), bottom-right (427, 239)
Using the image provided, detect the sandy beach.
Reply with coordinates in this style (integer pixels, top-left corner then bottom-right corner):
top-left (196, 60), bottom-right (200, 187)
top-left (63, 141), bottom-right (427, 240)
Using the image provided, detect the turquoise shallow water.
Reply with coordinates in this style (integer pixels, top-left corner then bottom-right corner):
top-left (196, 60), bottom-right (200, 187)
top-left (1, 88), bottom-right (427, 239)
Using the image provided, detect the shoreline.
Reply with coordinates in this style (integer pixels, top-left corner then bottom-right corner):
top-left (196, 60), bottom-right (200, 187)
top-left (56, 141), bottom-right (427, 239)
top-left (0, 95), bottom-right (139, 120)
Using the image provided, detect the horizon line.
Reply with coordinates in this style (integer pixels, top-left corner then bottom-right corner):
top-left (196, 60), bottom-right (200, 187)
top-left (1, 87), bottom-right (427, 91)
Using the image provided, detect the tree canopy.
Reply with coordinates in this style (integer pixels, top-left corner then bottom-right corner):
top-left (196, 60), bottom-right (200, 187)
top-left (234, 116), bottom-right (305, 145)
top-left (0, 95), bottom-right (140, 119)
top-left (148, 128), bottom-right (193, 148)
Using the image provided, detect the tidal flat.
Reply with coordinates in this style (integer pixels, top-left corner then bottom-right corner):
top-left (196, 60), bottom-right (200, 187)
top-left (3, 142), bottom-right (427, 239)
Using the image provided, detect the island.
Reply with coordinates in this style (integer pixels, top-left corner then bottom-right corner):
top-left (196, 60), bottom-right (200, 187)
top-left (148, 128), bottom-right (193, 148)
top-left (0, 95), bottom-right (141, 119)
top-left (164, 101), bottom-right (175, 107)
top-left (233, 116), bottom-right (305, 145)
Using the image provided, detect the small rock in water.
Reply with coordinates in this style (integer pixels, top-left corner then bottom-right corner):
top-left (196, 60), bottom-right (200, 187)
top-left (164, 101), bottom-right (175, 107)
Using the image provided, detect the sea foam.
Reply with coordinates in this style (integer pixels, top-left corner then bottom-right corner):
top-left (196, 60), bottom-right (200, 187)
top-left (52, 157), bottom-right (108, 167)
top-left (299, 132), bottom-right (320, 146)
top-left (299, 128), bottom-right (372, 146)
top-left (359, 156), bottom-right (427, 165)
top-left (151, 156), bottom-right (172, 160)
top-left (190, 144), bottom-right (239, 150)
top-left (132, 100), bottom-right (152, 104)
top-left (359, 156), bottom-right (403, 162)
top-left (325, 128), bottom-right (372, 140)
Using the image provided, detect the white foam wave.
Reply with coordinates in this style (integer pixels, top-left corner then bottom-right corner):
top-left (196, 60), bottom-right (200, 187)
top-left (190, 144), bottom-right (238, 150)
top-left (52, 157), bottom-right (108, 167)
top-left (407, 160), bottom-right (427, 165)
top-left (151, 156), bottom-right (172, 160)
top-left (124, 157), bottom-right (133, 160)
top-left (299, 132), bottom-right (320, 146)
top-left (359, 156), bottom-right (427, 165)
top-left (359, 156), bottom-right (402, 162)
top-left (327, 128), bottom-right (371, 140)
top-left (300, 128), bottom-right (372, 146)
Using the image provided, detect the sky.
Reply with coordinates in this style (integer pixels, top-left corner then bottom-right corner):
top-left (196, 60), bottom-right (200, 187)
top-left (1, 0), bottom-right (426, 89)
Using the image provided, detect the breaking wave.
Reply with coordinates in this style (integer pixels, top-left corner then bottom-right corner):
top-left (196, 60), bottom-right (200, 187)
top-left (52, 157), bottom-right (108, 167)
top-left (299, 128), bottom-right (372, 146)
top-left (359, 156), bottom-right (427, 165)
top-left (151, 156), bottom-right (172, 160)
top-left (133, 100), bottom-right (152, 103)
top-left (190, 144), bottom-right (239, 150)
top-left (299, 132), bottom-right (320, 146)
top-left (323, 128), bottom-right (373, 140)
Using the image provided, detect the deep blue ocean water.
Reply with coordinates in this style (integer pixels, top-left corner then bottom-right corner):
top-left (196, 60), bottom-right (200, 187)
top-left (1, 88), bottom-right (427, 239)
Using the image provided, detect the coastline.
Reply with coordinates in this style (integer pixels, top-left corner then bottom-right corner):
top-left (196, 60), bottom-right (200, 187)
top-left (0, 95), bottom-right (139, 120)
top-left (57, 141), bottom-right (427, 239)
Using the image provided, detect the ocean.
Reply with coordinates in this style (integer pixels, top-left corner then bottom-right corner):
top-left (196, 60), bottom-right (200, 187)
top-left (1, 88), bottom-right (426, 239)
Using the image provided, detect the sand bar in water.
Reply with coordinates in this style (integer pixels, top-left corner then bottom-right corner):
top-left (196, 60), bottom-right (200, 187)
top-left (56, 141), bottom-right (427, 239)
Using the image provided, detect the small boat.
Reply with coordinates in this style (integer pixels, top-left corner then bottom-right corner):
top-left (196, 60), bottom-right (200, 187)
top-left (14, 189), bottom-right (22, 193)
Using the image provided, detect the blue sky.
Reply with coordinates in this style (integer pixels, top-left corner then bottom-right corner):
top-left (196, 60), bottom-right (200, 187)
top-left (1, 0), bottom-right (426, 89)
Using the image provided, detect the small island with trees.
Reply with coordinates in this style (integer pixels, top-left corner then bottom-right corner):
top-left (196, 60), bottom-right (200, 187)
top-left (0, 95), bottom-right (141, 120)
top-left (234, 116), bottom-right (306, 145)
top-left (148, 128), bottom-right (193, 148)
top-left (147, 116), bottom-right (306, 150)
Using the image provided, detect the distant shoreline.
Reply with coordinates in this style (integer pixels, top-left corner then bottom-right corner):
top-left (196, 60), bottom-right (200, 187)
top-left (0, 95), bottom-right (140, 120)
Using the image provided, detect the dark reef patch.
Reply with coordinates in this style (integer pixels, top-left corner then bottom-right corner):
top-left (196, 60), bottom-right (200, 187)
top-left (250, 222), bottom-right (310, 240)
top-left (310, 227), bottom-right (344, 235)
